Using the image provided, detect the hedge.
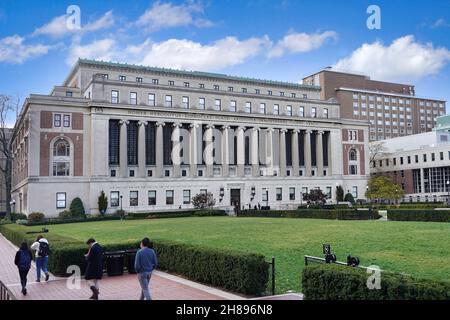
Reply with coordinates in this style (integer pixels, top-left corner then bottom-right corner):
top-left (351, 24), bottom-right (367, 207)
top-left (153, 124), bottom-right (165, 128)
top-left (24, 215), bottom-right (123, 226)
top-left (0, 223), bottom-right (268, 295)
top-left (387, 209), bottom-right (450, 222)
top-left (302, 264), bottom-right (450, 300)
top-left (239, 209), bottom-right (380, 220)
top-left (129, 209), bottom-right (227, 220)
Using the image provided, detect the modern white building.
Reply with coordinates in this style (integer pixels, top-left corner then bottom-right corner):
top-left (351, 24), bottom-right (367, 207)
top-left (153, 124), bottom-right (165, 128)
top-left (371, 115), bottom-right (450, 202)
top-left (11, 59), bottom-right (369, 216)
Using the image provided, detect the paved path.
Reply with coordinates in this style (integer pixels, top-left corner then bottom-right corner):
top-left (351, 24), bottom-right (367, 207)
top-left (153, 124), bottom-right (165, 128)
top-left (0, 233), bottom-right (243, 300)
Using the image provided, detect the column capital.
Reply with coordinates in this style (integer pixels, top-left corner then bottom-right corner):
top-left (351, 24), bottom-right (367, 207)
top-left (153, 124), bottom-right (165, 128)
top-left (189, 123), bottom-right (200, 129)
top-left (119, 120), bottom-right (129, 126)
top-left (266, 127), bottom-right (275, 133)
top-left (237, 126), bottom-right (246, 131)
top-left (280, 128), bottom-right (288, 134)
top-left (156, 122), bottom-right (165, 127)
top-left (317, 130), bottom-right (325, 135)
top-left (221, 125), bottom-right (231, 131)
top-left (138, 120), bottom-right (148, 126)
top-left (251, 127), bottom-right (260, 132)
top-left (172, 122), bottom-right (182, 128)
top-left (305, 129), bottom-right (313, 134)
top-left (205, 124), bottom-right (215, 130)
top-left (291, 128), bottom-right (301, 134)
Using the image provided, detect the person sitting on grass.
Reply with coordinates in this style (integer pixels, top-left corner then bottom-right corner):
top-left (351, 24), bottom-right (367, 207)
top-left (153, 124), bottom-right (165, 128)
top-left (14, 242), bottom-right (33, 295)
top-left (135, 237), bottom-right (158, 300)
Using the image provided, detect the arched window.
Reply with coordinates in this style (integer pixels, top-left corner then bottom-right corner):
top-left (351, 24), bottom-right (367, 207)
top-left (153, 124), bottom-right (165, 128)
top-left (349, 149), bottom-right (357, 161)
top-left (52, 139), bottom-right (71, 176)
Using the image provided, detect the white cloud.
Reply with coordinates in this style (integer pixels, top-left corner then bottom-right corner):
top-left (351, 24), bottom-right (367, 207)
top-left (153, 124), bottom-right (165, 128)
top-left (333, 35), bottom-right (450, 81)
top-left (32, 10), bottom-right (114, 38)
top-left (136, 1), bottom-right (213, 32)
top-left (0, 35), bottom-right (51, 64)
top-left (432, 18), bottom-right (450, 28)
top-left (137, 36), bottom-right (271, 70)
top-left (67, 36), bottom-right (270, 71)
top-left (67, 38), bottom-right (117, 65)
top-left (268, 31), bottom-right (338, 58)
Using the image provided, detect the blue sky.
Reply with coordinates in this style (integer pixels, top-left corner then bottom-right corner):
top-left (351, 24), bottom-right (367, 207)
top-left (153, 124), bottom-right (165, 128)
top-left (1, 0), bottom-right (450, 125)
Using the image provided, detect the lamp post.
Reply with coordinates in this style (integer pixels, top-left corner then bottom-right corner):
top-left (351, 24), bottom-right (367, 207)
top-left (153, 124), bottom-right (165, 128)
top-left (446, 180), bottom-right (450, 205)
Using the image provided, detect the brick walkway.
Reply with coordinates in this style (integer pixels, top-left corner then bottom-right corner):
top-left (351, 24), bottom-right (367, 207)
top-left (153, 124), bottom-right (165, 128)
top-left (0, 233), bottom-right (243, 300)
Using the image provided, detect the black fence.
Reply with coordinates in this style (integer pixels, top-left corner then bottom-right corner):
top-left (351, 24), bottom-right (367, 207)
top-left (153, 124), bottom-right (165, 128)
top-left (266, 256), bottom-right (276, 296)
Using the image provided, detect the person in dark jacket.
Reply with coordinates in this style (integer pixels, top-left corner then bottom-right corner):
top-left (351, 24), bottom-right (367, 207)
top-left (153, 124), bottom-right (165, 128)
top-left (84, 238), bottom-right (103, 300)
top-left (135, 237), bottom-right (158, 300)
top-left (14, 242), bottom-right (33, 295)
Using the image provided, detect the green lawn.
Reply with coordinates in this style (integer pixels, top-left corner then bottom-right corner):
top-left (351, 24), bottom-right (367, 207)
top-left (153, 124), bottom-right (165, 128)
top-left (32, 217), bottom-right (450, 294)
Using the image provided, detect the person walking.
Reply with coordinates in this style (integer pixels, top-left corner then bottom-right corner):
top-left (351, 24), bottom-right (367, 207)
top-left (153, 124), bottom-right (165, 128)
top-left (85, 238), bottom-right (103, 300)
top-left (135, 238), bottom-right (158, 300)
top-left (30, 235), bottom-right (50, 282)
top-left (14, 242), bottom-right (33, 295)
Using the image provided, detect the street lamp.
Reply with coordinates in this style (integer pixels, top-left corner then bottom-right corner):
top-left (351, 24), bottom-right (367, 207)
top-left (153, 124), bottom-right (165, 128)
top-left (120, 195), bottom-right (123, 211)
top-left (446, 180), bottom-right (450, 204)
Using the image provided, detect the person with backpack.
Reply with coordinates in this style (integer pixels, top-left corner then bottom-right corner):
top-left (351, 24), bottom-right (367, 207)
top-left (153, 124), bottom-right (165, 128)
top-left (30, 235), bottom-right (50, 282)
top-left (135, 237), bottom-right (158, 300)
top-left (85, 238), bottom-right (103, 300)
top-left (14, 242), bottom-right (33, 295)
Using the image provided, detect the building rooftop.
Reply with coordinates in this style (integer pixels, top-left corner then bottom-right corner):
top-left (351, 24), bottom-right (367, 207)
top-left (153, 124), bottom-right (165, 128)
top-left (75, 59), bottom-right (321, 91)
top-left (337, 87), bottom-right (446, 102)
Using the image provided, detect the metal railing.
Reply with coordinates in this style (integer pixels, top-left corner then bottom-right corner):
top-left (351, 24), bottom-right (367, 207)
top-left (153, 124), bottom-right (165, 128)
top-left (0, 279), bottom-right (16, 300)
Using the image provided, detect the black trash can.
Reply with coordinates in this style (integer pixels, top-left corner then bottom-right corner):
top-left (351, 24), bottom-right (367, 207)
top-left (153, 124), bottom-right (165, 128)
top-left (105, 251), bottom-right (125, 276)
top-left (125, 249), bottom-right (138, 274)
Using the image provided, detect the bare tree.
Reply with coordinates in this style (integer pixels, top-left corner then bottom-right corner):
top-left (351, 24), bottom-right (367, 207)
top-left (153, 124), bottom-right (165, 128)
top-left (0, 94), bottom-right (19, 220)
top-left (369, 141), bottom-right (389, 164)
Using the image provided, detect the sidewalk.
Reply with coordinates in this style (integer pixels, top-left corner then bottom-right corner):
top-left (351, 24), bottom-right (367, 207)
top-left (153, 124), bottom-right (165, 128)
top-left (0, 233), bottom-right (243, 300)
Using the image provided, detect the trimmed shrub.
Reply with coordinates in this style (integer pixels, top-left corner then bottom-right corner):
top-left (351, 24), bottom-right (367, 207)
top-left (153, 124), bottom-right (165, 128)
top-left (69, 197), bottom-right (86, 218)
top-left (16, 219), bottom-right (28, 225)
top-left (98, 191), bottom-right (108, 215)
top-left (302, 264), bottom-right (450, 300)
top-left (239, 209), bottom-right (380, 220)
top-left (0, 223), bottom-right (269, 295)
top-left (59, 210), bottom-right (74, 220)
top-left (387, 209), bottom-right (450, 222)
top-left (344, 193), bottom-right (355, 204)
top-left (28, 212), bottom-right (45, 223)
top-left (10, 212), bottom-right (27, 222)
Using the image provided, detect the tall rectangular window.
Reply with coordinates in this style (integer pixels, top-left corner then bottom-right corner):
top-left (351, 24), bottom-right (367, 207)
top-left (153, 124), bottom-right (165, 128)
top-left (110, 191), bottom-right (119, 207)
top-left (130, 191), bottom-right (138, 206)
top-left (311, 107), bottom-right (317, 118)
top-left (148, 190), bottom-right (156, 205)
top-left (109, 120), bottom-right (120, 165)
top-left (63, 115), bottom-right (70, 127)
top-left (54, 114), bottom-right (61, 127)
top-left (183, 190), bottom-right (191, 204)
top-left (349, 130), bottom-right (357, 141)
top-left (136, 77), bottom-right (143, 83)
top-left (286, 105), bottom-right (292, 116)
top-left (260, 103), bottom-right (266, 114)
top-left (111, 90), bottom-right (119, 104)
top-left (119, 75), bottom-right (126, 81)
top-left (323, 108), bottom-right (329, 118)
top-left (245, 102), bottom-right (251, 113)
top-left (165, 95), bottom-right (172, 107)
top-left (199, 98), bottom-right (205, 110)
top-left (289, 187), bottom-right (295, 200)
top-left (130, 92), bottom-right (137, 105)
top-left (273, 104), bottom-right (279, 115)
top-left (166, 190), bottom-right (174, 205)
top-left (352, 186), bottom-right (358, 198)
top-left (215, 99), bottom-right (221, 111)
top-left (56, 192), bottom-right (66, 209)
top-left (127, 121), bottom-right (138, 165)
top-left (182, 96), bottom-right (189, 109)
top-left (276, 188), bottom-right (282, 201)
top-left (230, 100), bottom-right (237, 112)
top-left (299, 106), bottom-right (304, 117)
top-left (148, 93), bottom-right (155, 106)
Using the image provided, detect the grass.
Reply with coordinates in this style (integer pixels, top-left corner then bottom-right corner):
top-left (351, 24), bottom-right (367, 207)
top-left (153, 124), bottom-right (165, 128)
top-left (25, 217), bottom-right (450, 294)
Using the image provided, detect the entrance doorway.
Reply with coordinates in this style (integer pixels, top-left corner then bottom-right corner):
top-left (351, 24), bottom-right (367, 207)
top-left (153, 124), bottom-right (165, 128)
top-left (230, 189), bottom-right (241, 211)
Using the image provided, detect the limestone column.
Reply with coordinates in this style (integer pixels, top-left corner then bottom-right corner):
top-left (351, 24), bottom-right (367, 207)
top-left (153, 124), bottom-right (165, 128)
top-left (204, 124), bottom-right (214, 177)
top-left (265, 128), bottom-right (274, 176)
top-left (292, 129), bottom-right (300, 177)
top-left (221, 125), bottom-right (230, 177)
top-left (171, 123), bottom-right (182, 178)
top-left (304, 130), bottom-right (312, 177)
top-left (236, 126), bottom-right (246, 177)
top-left (316, 131), bottom-right (324, 177)
top-left (155, 122), bottom-right (165, 178)
top-left (279, 128), bottom-right (287, 177)
top-left (138, 121), bottom-right (147, 178)
top-left (119, 120), bottom-right (129, 178)
top-left (189, 123), bottom-right (199, 177)
top-left (420, 168), bottom-right (425, 195)
top-left (251, 127), bottom-right (260, 177)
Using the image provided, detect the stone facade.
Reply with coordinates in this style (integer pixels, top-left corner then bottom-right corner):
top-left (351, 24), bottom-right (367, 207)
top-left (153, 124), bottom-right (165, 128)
top-left (11, 59), bottom-right (370, 216)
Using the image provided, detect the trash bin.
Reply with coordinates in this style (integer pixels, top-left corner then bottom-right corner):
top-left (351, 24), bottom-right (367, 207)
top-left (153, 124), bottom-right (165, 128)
top-left (125, 249), bottom-right (138, 274)
top-left (105, 251), bottom-right (125, 276)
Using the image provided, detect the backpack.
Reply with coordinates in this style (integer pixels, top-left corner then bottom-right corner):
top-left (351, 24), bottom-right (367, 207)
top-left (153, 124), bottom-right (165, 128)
top-left (19, 250), bottom-right (31, 270)
top-left (38, 241), bottom-right (50, 257)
